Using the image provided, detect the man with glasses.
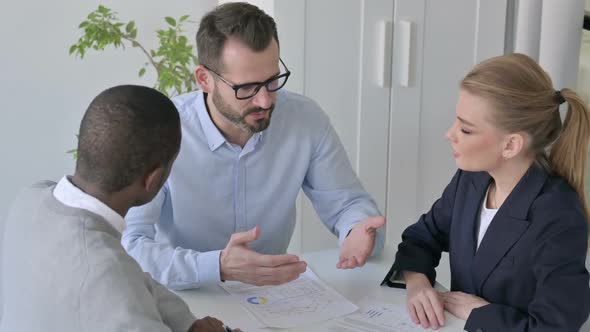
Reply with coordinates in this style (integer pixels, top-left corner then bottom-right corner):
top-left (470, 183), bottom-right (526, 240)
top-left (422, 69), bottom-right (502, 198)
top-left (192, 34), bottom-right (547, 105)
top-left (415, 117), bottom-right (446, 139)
top-left (123, 2), bottom-right (386, 290)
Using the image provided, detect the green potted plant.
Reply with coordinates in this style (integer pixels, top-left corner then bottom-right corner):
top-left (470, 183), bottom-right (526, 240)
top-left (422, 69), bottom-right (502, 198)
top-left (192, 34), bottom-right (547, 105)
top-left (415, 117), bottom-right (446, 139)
top-left (68, 5), bottom-right (198, 158)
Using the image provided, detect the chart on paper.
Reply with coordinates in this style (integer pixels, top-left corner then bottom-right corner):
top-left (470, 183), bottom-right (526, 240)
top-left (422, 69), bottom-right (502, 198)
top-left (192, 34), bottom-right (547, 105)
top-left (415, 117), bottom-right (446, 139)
top-left (219, 268), bottom-right (358, 329)
top-left (329, 302), bottom-right (430, 332)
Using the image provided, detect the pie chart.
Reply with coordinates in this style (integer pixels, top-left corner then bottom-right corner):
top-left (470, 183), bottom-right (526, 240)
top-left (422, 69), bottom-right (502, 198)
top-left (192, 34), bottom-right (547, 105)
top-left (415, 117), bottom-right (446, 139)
top-left (247, 296), bottom-right (268, 305)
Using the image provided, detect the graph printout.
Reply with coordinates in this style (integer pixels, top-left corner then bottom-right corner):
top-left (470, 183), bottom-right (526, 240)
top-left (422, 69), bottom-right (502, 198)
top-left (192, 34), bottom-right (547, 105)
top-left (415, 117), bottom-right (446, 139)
top-left (329, 302), bottom-right (430, 332)
top-left (219, 268), bottom-right (358, 328)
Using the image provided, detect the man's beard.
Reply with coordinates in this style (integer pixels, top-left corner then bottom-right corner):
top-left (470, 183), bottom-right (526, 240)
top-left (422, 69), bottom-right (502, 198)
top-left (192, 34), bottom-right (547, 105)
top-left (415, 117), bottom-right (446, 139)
top-left (212, 89), bottom-right (274, 134)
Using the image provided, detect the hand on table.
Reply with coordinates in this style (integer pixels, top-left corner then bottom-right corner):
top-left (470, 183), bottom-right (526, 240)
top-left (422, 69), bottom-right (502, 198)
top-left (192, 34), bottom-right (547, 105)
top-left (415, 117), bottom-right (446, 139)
top-left (404, 271), bottom-right (446, 330)
top-left (337, 216), bottom-right (385, 269)
top-left (441, 291), bottom-right (489, 321)
top-left (220, 226), bottom-right (307, 286)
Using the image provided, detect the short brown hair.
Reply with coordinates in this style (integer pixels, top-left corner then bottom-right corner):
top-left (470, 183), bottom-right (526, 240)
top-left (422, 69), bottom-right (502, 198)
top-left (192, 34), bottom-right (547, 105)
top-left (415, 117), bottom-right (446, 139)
top-left (196, 2), bottom-right (279, 71)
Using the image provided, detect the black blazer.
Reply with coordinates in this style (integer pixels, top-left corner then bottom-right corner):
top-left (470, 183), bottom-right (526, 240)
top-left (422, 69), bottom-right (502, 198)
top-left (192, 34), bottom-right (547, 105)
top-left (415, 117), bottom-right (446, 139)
top-left (382, 165), bottom-right (590, 331)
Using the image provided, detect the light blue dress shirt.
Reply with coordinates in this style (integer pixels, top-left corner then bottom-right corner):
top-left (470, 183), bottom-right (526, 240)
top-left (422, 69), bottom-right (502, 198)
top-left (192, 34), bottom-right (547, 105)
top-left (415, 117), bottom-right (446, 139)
top-left (122, 90), bottom-right (384, 289)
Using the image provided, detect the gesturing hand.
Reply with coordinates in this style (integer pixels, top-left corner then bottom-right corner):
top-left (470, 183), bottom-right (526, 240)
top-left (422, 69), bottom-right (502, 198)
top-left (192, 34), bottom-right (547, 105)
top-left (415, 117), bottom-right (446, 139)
top-left (404, 271), bottom-right (446, 330)
top-left (337, 216), bottom-right (385, 269)
top-left (441, 291), bottom-right (489, 320)
top-left (220, 226), bottom-right (307, 286)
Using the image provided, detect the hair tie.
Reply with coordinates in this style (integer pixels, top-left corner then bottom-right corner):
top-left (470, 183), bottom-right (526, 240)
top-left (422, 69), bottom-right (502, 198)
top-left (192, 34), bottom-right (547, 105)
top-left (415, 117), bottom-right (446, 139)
top-left (555, 90), bottom-right (566, 105)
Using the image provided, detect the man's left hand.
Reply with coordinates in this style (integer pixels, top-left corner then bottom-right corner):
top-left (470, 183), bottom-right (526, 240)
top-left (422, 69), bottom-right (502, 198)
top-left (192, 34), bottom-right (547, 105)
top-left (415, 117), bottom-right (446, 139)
top-left (441, 291), bottom-right (489, 320)
top-left (337, 216), bottom-right (385, 269)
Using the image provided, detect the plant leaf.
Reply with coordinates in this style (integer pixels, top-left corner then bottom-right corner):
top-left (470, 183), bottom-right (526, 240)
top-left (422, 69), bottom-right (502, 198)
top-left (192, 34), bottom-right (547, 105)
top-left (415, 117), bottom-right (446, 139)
top-left (165, 17), bottom-right (176, 27)
top-left (138, 68), bottom-right (146, 77)
top-left (125, 21), bottom-right (135, 33)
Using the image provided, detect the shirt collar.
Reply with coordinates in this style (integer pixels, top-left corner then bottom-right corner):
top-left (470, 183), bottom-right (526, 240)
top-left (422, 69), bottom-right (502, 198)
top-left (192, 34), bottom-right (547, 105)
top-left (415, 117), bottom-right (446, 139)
top-left (196, 92), bottom-right (264, 152)
top-left (196, 92), bottom-right (228, 151)
top-left (53, 176), bottom-right (126, 233)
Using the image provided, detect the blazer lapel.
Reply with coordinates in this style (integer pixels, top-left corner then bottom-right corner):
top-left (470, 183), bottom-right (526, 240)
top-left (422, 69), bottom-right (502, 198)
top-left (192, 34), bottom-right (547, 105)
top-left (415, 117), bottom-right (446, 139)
top-left (453, 172), bottom-right (490, 293)
top-left (471, 165), bottom-right (547, 294)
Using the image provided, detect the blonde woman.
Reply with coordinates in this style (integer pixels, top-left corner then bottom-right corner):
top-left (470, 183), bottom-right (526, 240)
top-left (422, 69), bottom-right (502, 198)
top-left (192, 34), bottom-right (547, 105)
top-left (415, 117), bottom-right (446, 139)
top-left (382, 53), bottom-right (590, 331)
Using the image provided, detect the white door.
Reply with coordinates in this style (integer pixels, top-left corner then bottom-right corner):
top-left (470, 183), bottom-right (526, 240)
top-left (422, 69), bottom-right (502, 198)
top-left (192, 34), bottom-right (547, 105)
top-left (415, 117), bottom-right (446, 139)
top-left (387, 0), bottom-right (508, 287)
top-left (296, 0), bottom-right (393, 253)
top-left (272, 1), bottom-right (509, 267)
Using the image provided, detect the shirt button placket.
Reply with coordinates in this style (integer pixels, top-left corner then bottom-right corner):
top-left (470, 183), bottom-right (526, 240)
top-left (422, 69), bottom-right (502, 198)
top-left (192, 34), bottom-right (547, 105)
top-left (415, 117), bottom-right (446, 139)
top-left (234, 154), bottom-right (247, 233)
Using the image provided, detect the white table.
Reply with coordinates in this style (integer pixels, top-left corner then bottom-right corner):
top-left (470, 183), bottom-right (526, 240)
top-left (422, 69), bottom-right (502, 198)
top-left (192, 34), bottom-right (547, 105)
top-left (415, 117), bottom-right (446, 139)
top-left (176, 246), bottom-right (466, 331)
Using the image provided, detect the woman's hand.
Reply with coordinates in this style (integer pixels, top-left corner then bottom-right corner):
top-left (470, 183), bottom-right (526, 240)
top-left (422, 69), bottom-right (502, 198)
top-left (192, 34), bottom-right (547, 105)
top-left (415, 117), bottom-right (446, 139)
top-left (404, 271), bottom-right (446, 330)
top-left (441, 291), bottom-right (489, 320)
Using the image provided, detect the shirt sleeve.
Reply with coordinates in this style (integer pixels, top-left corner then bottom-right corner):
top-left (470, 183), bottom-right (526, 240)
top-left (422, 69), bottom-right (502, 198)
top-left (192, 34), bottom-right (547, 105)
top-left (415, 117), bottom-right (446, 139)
top-left (80, 231), bottom-right (196, 332)
top-left (122, 183), bottom-right (222, 290)
top-left (302, 119), bottom-right (384, 256)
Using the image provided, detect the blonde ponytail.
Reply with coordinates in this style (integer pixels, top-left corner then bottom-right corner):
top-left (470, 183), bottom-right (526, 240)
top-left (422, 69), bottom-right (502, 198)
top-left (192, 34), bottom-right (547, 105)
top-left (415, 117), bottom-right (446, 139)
top-left (548, 89), bottom-right (590, 219)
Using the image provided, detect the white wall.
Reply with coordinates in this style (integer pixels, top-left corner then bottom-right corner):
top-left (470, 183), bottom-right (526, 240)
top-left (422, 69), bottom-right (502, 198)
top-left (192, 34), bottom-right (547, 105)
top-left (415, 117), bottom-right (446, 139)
top-left (386, 0), bottom-right (508, 288)
top-left (293, 0), bottom-right (393, 253)
top-left (0, 0), bottom-right (217, 221)
top-left (258, 0), bottom-right (393, 254)
top-left (583, 0), bottom-right (590, 96)
top-left (298, 0), bottom-right (364, 252)
top-left (0, 0), bottom-right (217, 320)
top-left (539, 0), bottom-right (586, 90)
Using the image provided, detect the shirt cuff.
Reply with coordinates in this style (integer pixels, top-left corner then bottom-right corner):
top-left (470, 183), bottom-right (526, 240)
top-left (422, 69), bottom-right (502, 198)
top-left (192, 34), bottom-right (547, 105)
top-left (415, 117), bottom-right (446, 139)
top-left (338, 224), bottom-right (356, 246)
top-left (196, 250), bottom-right (222, 284)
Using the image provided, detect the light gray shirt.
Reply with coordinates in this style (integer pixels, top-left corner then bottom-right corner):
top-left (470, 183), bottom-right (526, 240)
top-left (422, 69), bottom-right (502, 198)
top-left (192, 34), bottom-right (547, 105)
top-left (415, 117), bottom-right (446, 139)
top-left (0, 179), bottom-right (196, 332)
top-left (123, 90), bottom-right (384, 289)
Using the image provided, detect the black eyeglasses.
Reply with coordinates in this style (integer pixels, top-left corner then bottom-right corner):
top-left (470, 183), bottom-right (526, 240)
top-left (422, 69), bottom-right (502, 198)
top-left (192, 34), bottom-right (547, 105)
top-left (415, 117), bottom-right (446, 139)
top-left (204, 58), bottom-right (291, 100)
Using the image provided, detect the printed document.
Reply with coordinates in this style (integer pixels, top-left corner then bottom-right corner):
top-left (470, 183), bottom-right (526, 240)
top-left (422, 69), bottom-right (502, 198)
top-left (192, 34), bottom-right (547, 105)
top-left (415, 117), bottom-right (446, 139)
top-left (219, 268), bottom-right (358, 328)
top-left (329, 302), bottom-right (430, 332)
